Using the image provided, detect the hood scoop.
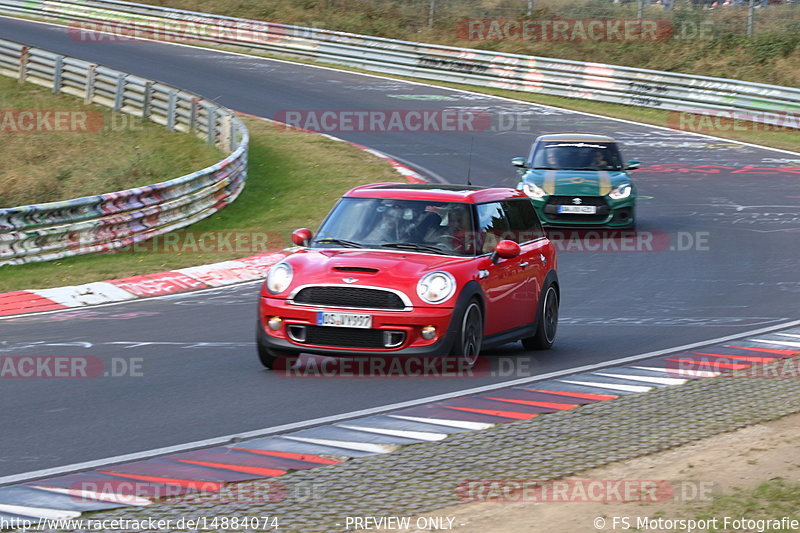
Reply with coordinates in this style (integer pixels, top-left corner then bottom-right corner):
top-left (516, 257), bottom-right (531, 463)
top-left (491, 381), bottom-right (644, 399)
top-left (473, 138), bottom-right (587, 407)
top-left (333, 266), bottom-right (379, 274)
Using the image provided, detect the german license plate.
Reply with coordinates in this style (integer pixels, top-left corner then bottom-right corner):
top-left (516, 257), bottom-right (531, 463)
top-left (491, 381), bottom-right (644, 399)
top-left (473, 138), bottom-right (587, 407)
top-left (317, 312), bottom-right (372, 328)
top-left (558, 205), bottom-right (597, 214)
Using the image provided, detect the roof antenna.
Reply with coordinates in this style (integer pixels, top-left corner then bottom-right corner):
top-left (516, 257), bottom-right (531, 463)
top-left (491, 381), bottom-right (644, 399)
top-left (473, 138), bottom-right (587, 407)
top-left (466, 135), bottom-right (475, 186)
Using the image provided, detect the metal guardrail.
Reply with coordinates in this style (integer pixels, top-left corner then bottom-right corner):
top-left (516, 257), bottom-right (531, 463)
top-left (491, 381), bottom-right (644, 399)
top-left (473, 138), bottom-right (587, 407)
top-left (0, 37), bottom-right (249, 267)
top-left (0, 0), bottom-right (797, 128)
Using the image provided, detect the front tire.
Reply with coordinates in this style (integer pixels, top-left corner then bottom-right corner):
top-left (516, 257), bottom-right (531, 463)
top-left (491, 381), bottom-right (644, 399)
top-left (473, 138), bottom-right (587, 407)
top-left (522, 284), bottom-right (559, 350)
top-left (256, 322), bottom-right (295, 370)
top-left (450, 300), bottom-right (483, 367)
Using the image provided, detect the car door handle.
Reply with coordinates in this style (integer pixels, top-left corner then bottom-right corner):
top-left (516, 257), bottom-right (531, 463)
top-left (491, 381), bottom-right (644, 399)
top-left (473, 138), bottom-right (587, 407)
top-left (520, 262), bottom-right (530, 267)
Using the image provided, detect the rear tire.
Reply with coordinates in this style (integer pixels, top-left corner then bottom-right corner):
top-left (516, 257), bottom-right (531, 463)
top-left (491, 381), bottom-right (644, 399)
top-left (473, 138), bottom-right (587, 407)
top-left (522, 284), bottom-right (558, 351)
top-left (450, 300), bottom-right (483, 367)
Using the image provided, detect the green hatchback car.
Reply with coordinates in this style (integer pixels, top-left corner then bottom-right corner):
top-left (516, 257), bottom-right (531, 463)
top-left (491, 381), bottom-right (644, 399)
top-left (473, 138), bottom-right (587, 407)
top-left (513, 134), bottom-right (639, 229)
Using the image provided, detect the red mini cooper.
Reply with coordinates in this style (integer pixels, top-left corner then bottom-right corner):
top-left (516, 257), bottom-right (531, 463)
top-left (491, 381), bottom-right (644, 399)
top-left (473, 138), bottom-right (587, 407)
top-left (256, 183), bottom-right (559, 370)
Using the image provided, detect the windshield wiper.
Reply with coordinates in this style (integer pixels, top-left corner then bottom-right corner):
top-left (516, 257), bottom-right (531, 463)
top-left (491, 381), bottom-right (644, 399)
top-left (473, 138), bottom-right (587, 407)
top-left (533, 166), bottom-right (559, 170)
top-left (314, 238), bottom-right (363, 248)
top-left (381, 243), bottom-right (447, 254)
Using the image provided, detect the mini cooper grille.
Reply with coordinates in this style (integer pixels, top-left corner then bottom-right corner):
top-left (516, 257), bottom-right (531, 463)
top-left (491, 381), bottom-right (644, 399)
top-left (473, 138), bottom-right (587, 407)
top-left (304, 326), bottom-right (404, 349)
top-left (292, 287), bottom-right (406, 310)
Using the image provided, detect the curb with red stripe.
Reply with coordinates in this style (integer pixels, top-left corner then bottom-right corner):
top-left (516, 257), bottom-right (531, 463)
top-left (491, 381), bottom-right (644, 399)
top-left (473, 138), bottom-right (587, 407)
top-left (0, 129), bottom-right (426, 319)
top-left (0, 328), bottom-right (797, 521)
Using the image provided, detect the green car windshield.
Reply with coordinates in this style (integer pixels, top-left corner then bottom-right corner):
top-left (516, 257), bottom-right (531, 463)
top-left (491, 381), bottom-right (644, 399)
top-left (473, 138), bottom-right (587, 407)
top-left (312, 198), bottom-right (476, 256)
top-left (528, 141), bottom-right (623, 171)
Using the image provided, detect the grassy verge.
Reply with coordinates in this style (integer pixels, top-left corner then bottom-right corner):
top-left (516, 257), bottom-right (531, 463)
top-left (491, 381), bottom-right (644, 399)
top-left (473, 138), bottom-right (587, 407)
top-left (0, 76), bottom-right (222, 207)
top-left (137, 0), bottom-right (800, 87)
top-left (0, 117), bottom-right (400, 292)
top-left (691, 479), bottom-right (800, 529)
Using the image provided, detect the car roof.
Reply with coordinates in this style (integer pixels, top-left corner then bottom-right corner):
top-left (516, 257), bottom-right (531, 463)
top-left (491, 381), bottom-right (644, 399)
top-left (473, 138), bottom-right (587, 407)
top-left (345, 183), bottom-right (528, 203)
top-left (535, 133), bottom-right (616, 143)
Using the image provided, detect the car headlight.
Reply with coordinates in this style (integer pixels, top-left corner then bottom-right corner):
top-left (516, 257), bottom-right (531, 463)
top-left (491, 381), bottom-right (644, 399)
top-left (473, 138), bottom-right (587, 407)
top-left (266, 262), bottom-right (293, 295)
top-left (608, 183), bottom-right (633, 200)
top-left (522, 182), bottom-right (547, 200)
top-left (417, 271), bottom-right (456, 305)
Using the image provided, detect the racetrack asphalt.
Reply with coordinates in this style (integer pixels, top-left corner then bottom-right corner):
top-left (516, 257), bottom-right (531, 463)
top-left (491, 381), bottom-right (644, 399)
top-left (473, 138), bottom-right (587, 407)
top-left (0, 16), bottom-right (798, 479)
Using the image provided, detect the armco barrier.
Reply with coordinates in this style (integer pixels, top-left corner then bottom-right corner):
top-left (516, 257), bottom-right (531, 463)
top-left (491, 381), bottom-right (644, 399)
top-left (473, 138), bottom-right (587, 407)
top-left (0, 0), bottom-right (798, 128)
top-left (0, 37), bottom-right (248, 266)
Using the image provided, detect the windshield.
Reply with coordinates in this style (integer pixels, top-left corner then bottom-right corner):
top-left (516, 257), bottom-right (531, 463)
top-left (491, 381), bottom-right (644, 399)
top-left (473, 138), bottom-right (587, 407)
top-left (313, 198), bottom-right (476, 256)
top-left (528, 141), bottom-right (623, 171)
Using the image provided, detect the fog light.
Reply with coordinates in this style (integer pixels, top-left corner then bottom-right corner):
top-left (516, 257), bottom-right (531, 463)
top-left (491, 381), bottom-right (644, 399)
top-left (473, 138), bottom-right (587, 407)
top-left (421, 326), bottom-right (436, 340)
top-left (268, 317), bottom-right (283, 331)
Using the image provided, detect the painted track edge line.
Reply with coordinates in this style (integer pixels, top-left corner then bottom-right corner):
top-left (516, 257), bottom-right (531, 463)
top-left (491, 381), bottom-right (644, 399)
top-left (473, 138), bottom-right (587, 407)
top-left (2, 317), bottom-right (798, 487)
top-left (0, 14), bottom-right (797, 158)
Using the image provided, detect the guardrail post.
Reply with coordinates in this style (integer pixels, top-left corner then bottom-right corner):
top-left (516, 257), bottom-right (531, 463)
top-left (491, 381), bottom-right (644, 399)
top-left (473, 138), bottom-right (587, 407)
top-left (18, 46), bottom-right (29, 84)
top-left (190, 97), bottom-right (199, 133)
top-left (428, 0), bottom-right (436, 28)
top-left (142, 81), bottom-right (153, 118)
top-left (220, 113), bottom-right (232, 152)
top-left (84, 64), bottom-right (96, 104)
top-left (206, 106), bottom-right (217, 145)
top-left (113, 73), bottom-right (126, 111)
top-left (166, 90), bottom-right (177, 131)
top-left (53, 55), bottom-right (64, 94)
top-left (747, 0), bottom-right (755, 37)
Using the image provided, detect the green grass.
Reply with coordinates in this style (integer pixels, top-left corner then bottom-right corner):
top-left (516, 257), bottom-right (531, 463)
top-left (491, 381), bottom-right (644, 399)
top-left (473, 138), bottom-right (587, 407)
top-left (690, 479), bottom-right (800, 531)
top-left (136, 0), bottom-right (800, 87)
top-left (0, 76), bottom-right (222, 207)
top-left (0, 117), bottom-right (400, 291)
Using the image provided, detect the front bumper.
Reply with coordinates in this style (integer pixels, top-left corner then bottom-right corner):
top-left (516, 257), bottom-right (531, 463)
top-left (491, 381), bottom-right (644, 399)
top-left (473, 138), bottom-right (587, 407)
top-left (534, 196), bottom-right (636, 227)
top-left (258, 297), bottom-right (459, 357)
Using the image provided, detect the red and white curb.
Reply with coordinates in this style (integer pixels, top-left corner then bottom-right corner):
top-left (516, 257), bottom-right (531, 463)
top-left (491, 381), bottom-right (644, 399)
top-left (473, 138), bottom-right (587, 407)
top-left (0, 326), bottom-right (797, 521)
top-left (0, 124), bottom-right (425, 319)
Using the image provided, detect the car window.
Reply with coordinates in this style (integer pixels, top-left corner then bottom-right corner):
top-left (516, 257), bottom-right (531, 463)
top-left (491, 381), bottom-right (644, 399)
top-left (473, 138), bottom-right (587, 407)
top-left (312, 197), bottom-right (476, 256)
top-left (528, 141), bottom-right (623, 171)
top-left (503, 200), bottom-right (545, 242)
top-left (476, 202), bottom-right (512, 254)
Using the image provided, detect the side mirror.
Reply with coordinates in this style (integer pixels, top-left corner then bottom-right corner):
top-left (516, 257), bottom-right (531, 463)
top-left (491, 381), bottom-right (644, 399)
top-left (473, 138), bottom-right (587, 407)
top-left (625, 160), bottom-right (640, 170)
top-left (511, 157), bottom-right (526, 168)
top-left (291, 228), bottom-right (313, 246)
top-left (491, 240), bottom-right (521, 264)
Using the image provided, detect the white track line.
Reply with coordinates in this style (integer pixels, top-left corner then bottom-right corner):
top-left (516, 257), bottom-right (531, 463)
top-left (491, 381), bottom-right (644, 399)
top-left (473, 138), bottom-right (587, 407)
top-left (387, 415), bottom-right (493, 431)
top-left (594, 372), bottom-right (687, 386)
top-left (280, 436), bottom-right (397, 454)
top-left (1, 14), bottom-right (798, 157)
top-left (559, 380), bottom-right (652, 393)
top-left (336, 424), bottom-right (448, 442)
top-left (2, 318), bottom-right (798, 487)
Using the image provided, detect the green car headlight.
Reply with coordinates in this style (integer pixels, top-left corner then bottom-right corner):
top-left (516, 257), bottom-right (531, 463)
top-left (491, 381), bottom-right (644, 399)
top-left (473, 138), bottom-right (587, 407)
top-left (608, 183), bottom-right (632, 200)
top-left (522, 182), bottom-right (547, 200)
